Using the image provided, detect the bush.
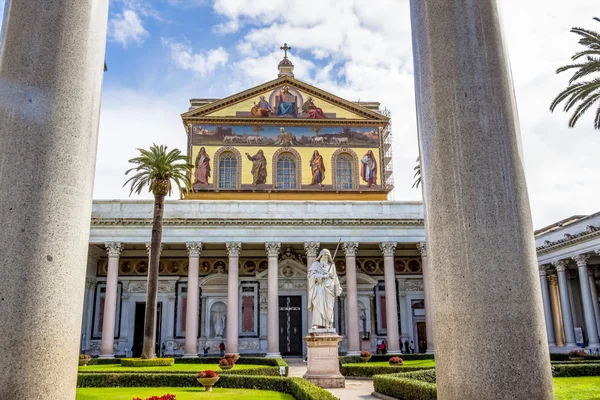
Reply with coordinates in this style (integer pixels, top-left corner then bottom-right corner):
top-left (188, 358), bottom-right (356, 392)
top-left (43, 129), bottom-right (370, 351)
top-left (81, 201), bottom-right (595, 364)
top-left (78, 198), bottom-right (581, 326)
top-left (174, 357), bottom-right (284, 367)
top-left (80, 354), bottom-right (92, 360)
top-left (340, 353), bottom-right (434, 364)
top-left (219, 358), bottom-right (235, 366)
top-left (360, 351), bottom-right (372, 358)
top-left (552, 363), bottom-right (600, 377)
top-left (550, 353), bottom-right (600, 362)
top-left (341, 365), bottom-right (433, 378)
top-left (77, 374), bottom-right (338, 400)
top-left (121, 358), bottom-right (174, 367)
top-left (87, 358), bottom-right (122, 366)
top-left (389, 356), bottom-right (403, 365)
top-left (133, 394), bottom-right (176, 400)
top-left (373, 370), bottom-right (437, 400)
top-left (197, 370), bottom-right (219, 378)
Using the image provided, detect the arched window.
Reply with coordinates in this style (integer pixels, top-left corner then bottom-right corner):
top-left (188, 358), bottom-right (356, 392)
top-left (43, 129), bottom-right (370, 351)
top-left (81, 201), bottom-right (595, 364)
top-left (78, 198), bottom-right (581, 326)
top-left (276, 154), bottom-right (297, 189)
top-left (336, 154), bottom-right (354, 189)
top-left (218, 152), bottom-right (237, 189)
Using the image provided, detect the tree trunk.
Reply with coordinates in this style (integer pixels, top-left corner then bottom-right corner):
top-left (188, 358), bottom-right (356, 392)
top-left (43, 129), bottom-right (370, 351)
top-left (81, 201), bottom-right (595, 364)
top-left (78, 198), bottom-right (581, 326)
top-left (141, 194), bottom-right (165, 359)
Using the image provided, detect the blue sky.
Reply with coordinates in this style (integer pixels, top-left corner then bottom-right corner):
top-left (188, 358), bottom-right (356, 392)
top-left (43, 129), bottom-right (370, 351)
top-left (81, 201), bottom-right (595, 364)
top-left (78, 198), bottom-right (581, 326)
top-left (1, 0), bottom-right (599, 227)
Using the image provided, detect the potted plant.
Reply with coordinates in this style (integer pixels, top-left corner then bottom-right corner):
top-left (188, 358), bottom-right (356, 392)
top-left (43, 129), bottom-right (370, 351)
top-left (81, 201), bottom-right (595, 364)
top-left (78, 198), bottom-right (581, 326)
top-left (219, 357), bottom-right (235, 371)
top-left (79, 354), bottom-right (91, 366)
top-left (389, 356), bottom-right (404, 366)
top-left (568, 349), bottom-right (587, 361)
top-left (197, 370), bottom-right (220, 392)
top-left (225, 353), bottom-right (239, 363)
top-left (360, 351), bottom-right (372, 363)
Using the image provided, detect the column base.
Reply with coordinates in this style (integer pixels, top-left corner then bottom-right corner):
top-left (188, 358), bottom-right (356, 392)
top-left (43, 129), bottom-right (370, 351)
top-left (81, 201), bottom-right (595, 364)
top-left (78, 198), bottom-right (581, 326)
top-left (265, 352), bottom-right (281, 358)
top-left (386, 350), bottom-right (402, 356)
top-left (426, 350), bottom-right (435, 354)
top-left (98, 354), bottom-right (115, 359)
top-left (183, 353), bottom-right (199, 358)
top-left (346, 350), bottom-right (361, 356)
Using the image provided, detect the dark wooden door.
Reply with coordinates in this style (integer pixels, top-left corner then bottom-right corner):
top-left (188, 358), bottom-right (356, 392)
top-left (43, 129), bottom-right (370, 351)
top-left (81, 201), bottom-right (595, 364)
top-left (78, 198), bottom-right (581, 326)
top-left (132, 302), bottom-right (162, 357)
top-left (416, 321), bottom-right (426, 353)
top-left (279, 296), bottom-right (303, 356)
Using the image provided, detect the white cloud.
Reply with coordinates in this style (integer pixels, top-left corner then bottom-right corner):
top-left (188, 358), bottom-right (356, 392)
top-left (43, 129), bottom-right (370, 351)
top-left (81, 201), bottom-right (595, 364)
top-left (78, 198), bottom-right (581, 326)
top-left (162, 39), bottom-right (228, 76)
top-left (213, 20), bottom-right (240, 35)
top-left (108, 9), bottom-right (149, 48)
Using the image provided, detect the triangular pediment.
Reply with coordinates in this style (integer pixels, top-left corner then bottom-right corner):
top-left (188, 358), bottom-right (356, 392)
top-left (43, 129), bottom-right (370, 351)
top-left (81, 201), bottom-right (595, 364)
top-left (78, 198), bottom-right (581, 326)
top-left (181, 77), bottom-right (388, 123)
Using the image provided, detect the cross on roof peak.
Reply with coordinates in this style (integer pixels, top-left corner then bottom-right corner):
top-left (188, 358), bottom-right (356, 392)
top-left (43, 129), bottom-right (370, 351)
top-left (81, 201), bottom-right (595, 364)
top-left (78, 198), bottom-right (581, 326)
top-left (280, 43), bottom-right (292, 59)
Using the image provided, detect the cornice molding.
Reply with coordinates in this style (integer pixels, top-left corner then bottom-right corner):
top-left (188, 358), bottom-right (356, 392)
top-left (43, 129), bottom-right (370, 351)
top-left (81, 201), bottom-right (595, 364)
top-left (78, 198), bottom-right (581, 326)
top-left (536, 228), bottom-right (600, 255)
top-left (91, 217), bottom-right (425, 227)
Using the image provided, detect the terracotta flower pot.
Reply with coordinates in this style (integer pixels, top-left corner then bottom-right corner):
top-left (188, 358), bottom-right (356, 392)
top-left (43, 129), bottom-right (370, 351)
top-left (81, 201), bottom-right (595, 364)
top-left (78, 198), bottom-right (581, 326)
top-left (360, 356), bottom-right (371, 363)
top-left (197, 377), bottom-right (220, 392)
top-left (569, 356), bottom-right (586, 361)
top-left (79, 359), bottom-right (90, 366)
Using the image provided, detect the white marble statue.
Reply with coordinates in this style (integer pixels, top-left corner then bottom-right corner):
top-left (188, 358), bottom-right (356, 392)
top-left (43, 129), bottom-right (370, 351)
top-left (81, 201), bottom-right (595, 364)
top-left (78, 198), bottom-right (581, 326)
top-left (308, 249), bottom-right (342, 329)
top-left (213, 306), bottom-right (226, 337)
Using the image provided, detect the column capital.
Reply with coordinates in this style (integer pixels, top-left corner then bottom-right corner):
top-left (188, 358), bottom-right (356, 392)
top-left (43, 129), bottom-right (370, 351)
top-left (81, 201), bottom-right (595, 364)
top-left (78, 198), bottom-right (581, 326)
top-left (186, 242), bottom-right (202, 257)
top-left (145, 242), bottom-right (163, 257)
top-left (226, 242), bottom-right (242, 257)
top-left (551, 260), bottom-right (569, 272)
top-left (342, 242), bottom-right (359, 257)
top-left (588, 265), bottom-right (596, 276)
top-left (538, 265), bottom-right (550, 276)
top-left (105, 242), bottom-right (123, 258)
top-left (416, 242), bottom-right (427, 257)
top-left (380, 242), bottom-right (397, 257)
top-left (85, 278), bottom-right (96, 289)
top-left (265, 242), bottom-right (281, 258)
top-left (303, 242), bottom-right (321, 257)
top-left (547, 274), bottom-right (558, 286)
top-left (572, 254), bottom-right (590, 267)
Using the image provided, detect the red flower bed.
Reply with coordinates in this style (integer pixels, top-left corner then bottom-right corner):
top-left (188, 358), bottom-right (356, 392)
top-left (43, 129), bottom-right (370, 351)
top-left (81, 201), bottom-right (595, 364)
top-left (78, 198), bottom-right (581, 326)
top-left (197, 370), bottom-right (219, 378)
top-left (132, 394), bottom-right (175, 400)
top-left (219, 358), bottom-right (235, 366)
top-left (389, 356), bottom-right (404, 365)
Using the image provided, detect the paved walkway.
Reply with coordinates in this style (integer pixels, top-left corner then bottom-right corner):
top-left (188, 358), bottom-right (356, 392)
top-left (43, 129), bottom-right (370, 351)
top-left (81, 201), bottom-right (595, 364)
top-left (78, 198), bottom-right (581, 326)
top-left (284, 358), bottom-right (377, 400)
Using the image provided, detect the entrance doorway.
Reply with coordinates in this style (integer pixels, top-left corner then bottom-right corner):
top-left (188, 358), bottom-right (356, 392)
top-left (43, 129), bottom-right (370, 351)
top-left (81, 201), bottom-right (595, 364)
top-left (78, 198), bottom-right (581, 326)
top-left (133, 302), bottom-right (163, 357)
top-left (416, 321), bottom-right (427, 353)
top-left (279, 296), bottom-right (303, 356)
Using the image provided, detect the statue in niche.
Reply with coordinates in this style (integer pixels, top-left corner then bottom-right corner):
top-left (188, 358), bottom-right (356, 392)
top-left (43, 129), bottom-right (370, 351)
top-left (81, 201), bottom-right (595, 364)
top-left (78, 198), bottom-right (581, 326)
top-left (213, 306), bottom-right (226, 337)
top-left (308, 249), bottom-right (342, 329)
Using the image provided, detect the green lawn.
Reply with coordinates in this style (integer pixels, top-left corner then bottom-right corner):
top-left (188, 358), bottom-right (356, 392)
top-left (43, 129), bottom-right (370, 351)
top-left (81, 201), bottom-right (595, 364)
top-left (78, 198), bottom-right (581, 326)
top-left (345, 359), bottom-right (436, 367)
top-left (554, 377), bottom-right (600, 400)
top-left (76, 388), bottom-right (294, 400)
top-left (79, 364), bottom-right (266, 373)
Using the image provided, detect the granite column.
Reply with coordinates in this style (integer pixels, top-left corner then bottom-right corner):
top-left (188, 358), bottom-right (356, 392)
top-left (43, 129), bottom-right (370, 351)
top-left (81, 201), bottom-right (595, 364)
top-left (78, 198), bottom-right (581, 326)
top-left (184, 242), bottom-right (202, 357)
top-left (343, 242), bottom-right (360, 355)
top-left (573, 255), bottom-right (600, 347)
top-left (380, 242), bottom-right (401, 354)
top-left (0, 1), bottom-right (109, 396)
top-left (552, 261), bottom-right (577, 347)
top-left (410, 0), bottom-right (554, 397)
top-left (266, 242), bottom-right (281, 357)
top-left (100, 243), bottom-right (123, 357)
top-left (226, 243), bottom-right (241, 354)
top-left (539, 266), bottom-right (557, 347)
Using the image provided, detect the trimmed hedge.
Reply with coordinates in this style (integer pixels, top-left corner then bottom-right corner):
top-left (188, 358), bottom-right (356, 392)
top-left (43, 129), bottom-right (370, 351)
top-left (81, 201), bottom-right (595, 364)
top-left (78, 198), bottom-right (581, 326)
top-left (174, 357), bottom-right (283, 366)
top-left (340, 354), bottom-right (434, 364)
top-left (552, 363), bottom-right (600, 377)
top-left (373, 370), bottom-right (437, 400)
top-left (87, 358), bottom-right (122, 366)
top-left (77, 374), bottom-right (338, 400)
top-left (121, 358), bottom-right (174, 367)
top-left (342, 365), bottom-right (434, 378)
top-left (78, 366), bottom-right (282, 376)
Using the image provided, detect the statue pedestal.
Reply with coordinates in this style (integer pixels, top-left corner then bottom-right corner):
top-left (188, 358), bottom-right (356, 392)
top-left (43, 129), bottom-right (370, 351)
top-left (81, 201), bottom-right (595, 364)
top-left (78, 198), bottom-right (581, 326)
top-left (303, 331), bottom-right (345, 388)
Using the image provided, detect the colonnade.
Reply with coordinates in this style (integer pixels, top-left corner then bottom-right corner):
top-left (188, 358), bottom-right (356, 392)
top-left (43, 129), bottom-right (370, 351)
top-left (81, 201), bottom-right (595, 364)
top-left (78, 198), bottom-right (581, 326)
top-left (539, 253), bottom-right (600, 349)
top-left (97, 241), bottom-right (433, 357)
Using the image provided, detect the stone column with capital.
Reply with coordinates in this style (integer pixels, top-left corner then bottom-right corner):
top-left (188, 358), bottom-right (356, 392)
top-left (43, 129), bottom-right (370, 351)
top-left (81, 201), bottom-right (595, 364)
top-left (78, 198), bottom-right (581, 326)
top-left (184, 242), bottom-right (202, 357)
top-left (342, 242), bottom-right (360, 355)
top-left (417, 242), bottom-right (434, 353)
top-left (266, 242), bottom-right (281, 357)
top-left (304, 242), bottom-right (320, 329)
top-left (100, 242), bottom-right (123, 358)
top-left (410, 0), bottom-right (554, 397)
top-left (539, 266), bottom-right (557, 347)
top-left (552, 260), bottom-right (577, 347)
top-left (587, 265), bottom-right (600, 334)
top-left (547, 274), bottom-right (565, 346)
top-left (226, 243), bottom-right (241, 354)
top-left (573, 255), bottom-right (600, 347)
top-left (0, 1), bottom-right (110, 397)
top-left (380, 242), bottom-right (401, 355)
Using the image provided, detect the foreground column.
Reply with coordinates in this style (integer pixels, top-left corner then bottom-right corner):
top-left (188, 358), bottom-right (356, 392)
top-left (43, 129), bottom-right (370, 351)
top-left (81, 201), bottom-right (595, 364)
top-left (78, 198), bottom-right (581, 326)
top-left (573, 255), bottom-right (600, 347)
top-left (552, 261), bottom-right (577, 347)
top-left (100, 242), bottom-right (123, 357)
top-left (226, 243), bottom-right (241, 354)
top-left (0, 1), bottom-right (109, 396)
top-left (184, 242), bottom-right (202, 357)
top-left (410, 0), bottom-right (554, 397)
top-left (380, 242), bottom-right (401, 354)
top-left (304, 242), bottom-right (320, 329)
top-left (266, 242), bottom-right (281, 357)
top-left (343, 242), bottom-right (360, 355)
top-left (417, 242), bottom-right (434, 353)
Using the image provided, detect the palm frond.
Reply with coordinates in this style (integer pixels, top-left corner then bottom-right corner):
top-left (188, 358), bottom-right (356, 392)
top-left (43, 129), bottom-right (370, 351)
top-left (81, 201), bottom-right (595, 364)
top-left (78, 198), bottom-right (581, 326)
top-left (568, 93), bottom-right (600, 128)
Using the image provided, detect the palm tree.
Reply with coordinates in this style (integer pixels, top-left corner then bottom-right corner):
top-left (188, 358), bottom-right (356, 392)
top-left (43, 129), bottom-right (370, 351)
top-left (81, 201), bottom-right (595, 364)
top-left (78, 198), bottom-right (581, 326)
top-left (124, 144), bottom-right (192, 359)
top-left (251, 126), bottom-right (264, 136)
top-left (550, 17), bottom-right (600, 129)
top-left (412, 156), bottom-right (422, 189)
top-left (310, 127), bottom-right (322, 136)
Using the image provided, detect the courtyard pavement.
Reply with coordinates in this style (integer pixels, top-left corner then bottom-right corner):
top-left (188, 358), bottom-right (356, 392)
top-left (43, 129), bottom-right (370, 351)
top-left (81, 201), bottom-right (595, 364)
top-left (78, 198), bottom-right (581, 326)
top-left (284, 358), bottom-right (376, 400)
